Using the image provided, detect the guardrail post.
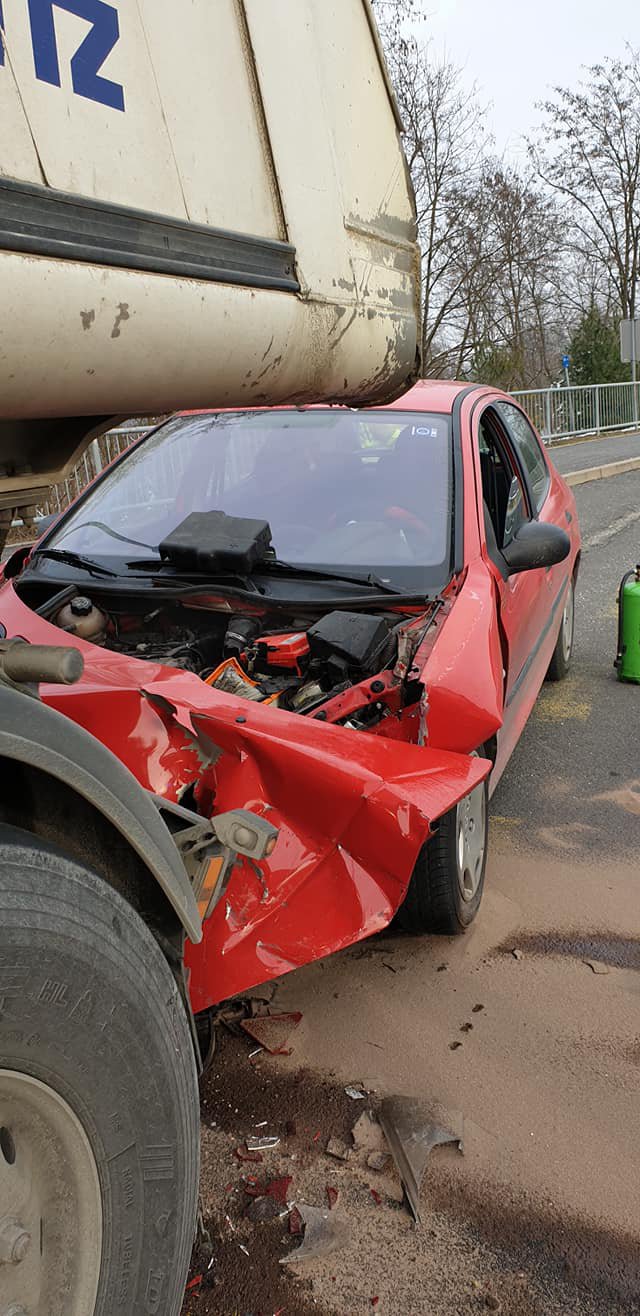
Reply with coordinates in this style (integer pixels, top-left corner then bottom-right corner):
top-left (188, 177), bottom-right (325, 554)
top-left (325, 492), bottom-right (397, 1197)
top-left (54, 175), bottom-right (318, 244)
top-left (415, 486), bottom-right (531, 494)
top-left (594, 386), bottom-right (601, 434)
top-left (544, 390), bottom-right (552, 441)
top-left (91, 438), bottom-right (103, 475)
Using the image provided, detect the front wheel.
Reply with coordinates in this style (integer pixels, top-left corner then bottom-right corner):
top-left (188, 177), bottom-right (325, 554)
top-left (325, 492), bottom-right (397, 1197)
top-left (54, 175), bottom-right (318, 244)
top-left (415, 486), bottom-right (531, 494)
top-left (546, 578), bottom-right (575, 681)
top-left (395, 774), bottom-right (489, 935)
top-left (0, 827), bottom-right (199, 1316)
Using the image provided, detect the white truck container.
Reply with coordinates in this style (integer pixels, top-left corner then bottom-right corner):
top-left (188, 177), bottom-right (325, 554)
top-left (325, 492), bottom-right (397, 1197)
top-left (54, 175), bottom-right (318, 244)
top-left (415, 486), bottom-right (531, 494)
top-left (0, 0), bottom-right (420, 517)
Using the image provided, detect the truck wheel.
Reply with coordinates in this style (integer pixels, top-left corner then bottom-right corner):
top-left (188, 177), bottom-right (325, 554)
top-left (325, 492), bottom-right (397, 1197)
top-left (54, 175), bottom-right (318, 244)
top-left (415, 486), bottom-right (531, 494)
top-left (0, 826), bottom-right (199, 1316)
top-left (395, 774), bottom-right (488, 935)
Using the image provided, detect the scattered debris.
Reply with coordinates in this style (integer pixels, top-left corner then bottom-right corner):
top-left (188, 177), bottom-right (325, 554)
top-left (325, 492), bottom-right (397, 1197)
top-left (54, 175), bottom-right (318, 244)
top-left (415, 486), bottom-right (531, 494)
top-left (460, 1022), bottom-right (473, 1033)
top-left (238, 1243), bottom-right (250, 1257)
top-left (345, 1085), bottom-right (367, 1099)
top-left (351, 1111), bottom-right (386, 1153)
top-left (326, 1136), bottom-right (352, 1161)
top-left (511, 948), bottom-right (523, 961)
top-left (379, 1096), bottom-right (463, 1223)
top-left (382, 960), bottom-right (397, 973)
top-left (371, 1298), bottom-right (380, 1307)
top-left (370, 1187), bottom-right (382, 1206)
top-left (449, 1041), bottom-right (463, 1051)
top-left (245, 1194), bottom-right (280, 1223)
top-left (281, 1202), bottom-right (350, 1264)
top-left (437, 963), bottom-right (448, 972)
top-left (472, 1003), bottom-right (485, 1013)
top-left (246, 1134), bottom-right (280, 1151)
top-left (288, 1206), bottom-right (304, 1236)
top-left (240, 1011), bottom-right (302, 1055)
top-left (235, 1144), bottom-right (264, 1163)
top-left (266, 1176), bottom-right (293, 1204)
top-left (367, 1151), bottom-right (390, 1172)
top-left (583, 959), bottom-right (610, 975)
top-left (326, 1186), bottom-right (339, 1209)
top-left (186, 1273), bottom-right (203, 1293)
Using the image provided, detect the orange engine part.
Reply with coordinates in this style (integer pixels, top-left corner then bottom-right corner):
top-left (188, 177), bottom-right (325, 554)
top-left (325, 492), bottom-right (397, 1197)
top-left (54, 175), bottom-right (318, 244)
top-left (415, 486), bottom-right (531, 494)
top-left (258, 631), bottom-right (310, 674)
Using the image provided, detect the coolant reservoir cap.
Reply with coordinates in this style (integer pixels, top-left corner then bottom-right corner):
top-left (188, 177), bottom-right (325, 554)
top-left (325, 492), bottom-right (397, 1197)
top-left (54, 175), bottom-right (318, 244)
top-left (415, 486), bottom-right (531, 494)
top-left (70, 596), bottom-right (93, 617)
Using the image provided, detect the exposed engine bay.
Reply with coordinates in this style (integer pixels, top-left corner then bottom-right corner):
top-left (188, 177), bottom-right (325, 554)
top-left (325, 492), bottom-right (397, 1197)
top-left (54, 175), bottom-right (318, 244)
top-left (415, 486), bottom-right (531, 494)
top-left (30, 586), bottom-right (434, 728)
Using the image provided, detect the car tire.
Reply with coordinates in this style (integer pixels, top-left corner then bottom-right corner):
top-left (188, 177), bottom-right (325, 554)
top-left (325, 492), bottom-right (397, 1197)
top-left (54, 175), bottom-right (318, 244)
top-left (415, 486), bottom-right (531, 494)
top-left (0, 826), bottom-right (199, 1316)
top-left (546, 578), bottom-right (575, 682)
top-left (395, 771), bottom-right (489, 935)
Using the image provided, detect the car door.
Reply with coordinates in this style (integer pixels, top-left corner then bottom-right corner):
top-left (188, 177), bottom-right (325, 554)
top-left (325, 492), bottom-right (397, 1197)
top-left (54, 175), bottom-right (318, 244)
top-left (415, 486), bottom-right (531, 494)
top-left (473, 403), bottom-right (553, 758)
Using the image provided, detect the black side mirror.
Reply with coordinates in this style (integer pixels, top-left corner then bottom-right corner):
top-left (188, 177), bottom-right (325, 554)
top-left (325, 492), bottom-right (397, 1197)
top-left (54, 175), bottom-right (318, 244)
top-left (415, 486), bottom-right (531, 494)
top-left (501, 520), bottom-right (570, 576)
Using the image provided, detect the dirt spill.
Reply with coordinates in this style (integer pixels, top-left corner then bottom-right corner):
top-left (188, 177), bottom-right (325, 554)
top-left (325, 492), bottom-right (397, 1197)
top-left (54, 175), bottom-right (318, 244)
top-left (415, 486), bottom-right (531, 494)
top-left (428, 1169), bottom-right (640, 1313)
top-left (496, 930), bottom-right (640, 970)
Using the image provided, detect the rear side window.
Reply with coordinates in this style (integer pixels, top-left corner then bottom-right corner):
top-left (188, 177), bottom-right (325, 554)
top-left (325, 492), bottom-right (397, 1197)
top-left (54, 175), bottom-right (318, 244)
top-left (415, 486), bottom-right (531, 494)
top-left (495, 402), bottom-right (550, 513)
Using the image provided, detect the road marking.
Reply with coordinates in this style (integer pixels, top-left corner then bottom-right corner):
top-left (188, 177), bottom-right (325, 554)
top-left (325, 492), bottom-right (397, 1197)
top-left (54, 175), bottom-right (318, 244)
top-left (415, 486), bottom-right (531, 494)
top-left (583, 507), bottom-right (640, 550)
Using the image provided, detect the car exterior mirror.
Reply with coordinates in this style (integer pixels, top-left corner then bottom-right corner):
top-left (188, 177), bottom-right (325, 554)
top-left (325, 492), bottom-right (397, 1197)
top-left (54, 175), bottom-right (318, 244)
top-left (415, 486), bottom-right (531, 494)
top-left (501, 520), bottom-right (570, 576)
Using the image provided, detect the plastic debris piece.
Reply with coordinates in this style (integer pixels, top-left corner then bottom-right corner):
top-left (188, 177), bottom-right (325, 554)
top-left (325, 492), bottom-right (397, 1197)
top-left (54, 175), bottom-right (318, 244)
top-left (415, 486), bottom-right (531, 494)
top-left (379, 1096), bottom-right (463, 1224)
top-left (371, 1298), bottom-right (380, 1307)
top-left (238, 1243), bottom-right (250, 1256)
top-left (186, 1274), bottom-right (203, 1292)
top-left (345, 1085), bottom-right (366, 1099)
top-left (289, 1206), bottom-right (304, 1235)
top-left (352, 1111), bottom-right (386, 1153)
top-left (240, 1011), bottom-right (302, 1055)
top-left (245, 1195), bottom-right (280, 1223)
top-left (326, 1186), bottom-right (339, 1209)
top-left (511, 948), bottom-right (523, 960)
top-left (367, 1151), bottom-right (390, 1172)
top-left (584, 959), bottom-right (610, 975)
top-left (370, 1188), bottom-right (382, 1206)
top-left (281, 1202), bottom-right (350, 1264)
top-left (266, 1176), bottom-right (293, 1204)
top-left (243, 1177), bottom-right (264, 1198)
top-left (326, 1137), bottom-right (352, 1161)
top-left (313, 1130), bottom-right (322, 1142)
top-left (460, 1023), bottom-right (473, 1033)
top-left (449, 1041), bottom-right (463, 1051)
top-left (247, 1135), bottom-right (280, 1151)
top-left (235, 1144), bottom-right (263, 1163)
top-left (472, 1003), bottom-right (484, 1013)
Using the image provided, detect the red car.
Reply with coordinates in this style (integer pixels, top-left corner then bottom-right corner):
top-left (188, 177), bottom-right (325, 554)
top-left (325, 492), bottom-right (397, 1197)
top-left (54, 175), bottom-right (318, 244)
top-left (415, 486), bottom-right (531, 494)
top-left (0, 381), bottom-right (579, 1011)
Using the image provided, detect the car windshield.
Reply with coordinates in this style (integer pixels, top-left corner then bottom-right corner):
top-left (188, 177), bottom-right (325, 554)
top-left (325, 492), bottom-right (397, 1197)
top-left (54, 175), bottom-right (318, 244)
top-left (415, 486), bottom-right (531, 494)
top-left (46, 409), bottom-right (453, 594)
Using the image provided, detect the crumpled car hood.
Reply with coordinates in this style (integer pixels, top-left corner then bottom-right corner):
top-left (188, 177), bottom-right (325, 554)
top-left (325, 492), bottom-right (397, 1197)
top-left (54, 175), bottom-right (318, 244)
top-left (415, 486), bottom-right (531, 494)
top-left (45, 660), bottom-right (490, 1005)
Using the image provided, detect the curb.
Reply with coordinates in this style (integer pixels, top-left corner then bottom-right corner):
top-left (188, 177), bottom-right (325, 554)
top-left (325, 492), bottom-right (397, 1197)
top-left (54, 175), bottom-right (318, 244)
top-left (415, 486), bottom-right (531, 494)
top-left (564, 455), bottom-right (640, 487)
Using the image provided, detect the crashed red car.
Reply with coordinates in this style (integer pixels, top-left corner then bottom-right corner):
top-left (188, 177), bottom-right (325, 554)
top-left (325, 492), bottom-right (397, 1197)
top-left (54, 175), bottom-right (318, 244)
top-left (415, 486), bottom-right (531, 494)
top-left (0, 381), bottom-right (580, 1011)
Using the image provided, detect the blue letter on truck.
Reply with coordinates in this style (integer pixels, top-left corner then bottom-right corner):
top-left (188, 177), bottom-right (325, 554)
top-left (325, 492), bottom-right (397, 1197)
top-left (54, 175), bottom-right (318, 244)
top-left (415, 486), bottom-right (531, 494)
top-left (27, 0), bottom-right (124, 110)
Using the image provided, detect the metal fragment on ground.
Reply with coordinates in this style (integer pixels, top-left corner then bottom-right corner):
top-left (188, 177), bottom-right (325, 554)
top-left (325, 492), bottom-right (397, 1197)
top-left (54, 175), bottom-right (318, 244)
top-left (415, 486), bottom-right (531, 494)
top-left (326, 1136), bottom-right (352, 1161)
top-left (240, 1011), bottom-right (302, 1055)
top-left (378, 1096), bottom-right (463, 1224)
top-left (246, 1134), bottom-right (280, 1151)
top-left (281, 1202), bottom-right (351, 1264)
top-left (345, 1084), bottom-right (367, 1099)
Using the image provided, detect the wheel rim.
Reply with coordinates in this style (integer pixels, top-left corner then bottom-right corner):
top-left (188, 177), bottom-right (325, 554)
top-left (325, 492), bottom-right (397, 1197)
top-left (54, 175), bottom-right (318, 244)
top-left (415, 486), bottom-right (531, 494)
top-left (561, 581), bottom-right (574, 664)
top-left (0, 1070), bottom-right (102, 1315)
top-left (455, 779), bottom-right (487, 902)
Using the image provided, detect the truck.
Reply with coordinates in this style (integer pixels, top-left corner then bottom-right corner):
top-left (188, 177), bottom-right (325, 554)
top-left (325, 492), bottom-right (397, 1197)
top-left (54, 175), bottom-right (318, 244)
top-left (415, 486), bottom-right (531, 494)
top-left (0, 3), bottom-right (420, 1313)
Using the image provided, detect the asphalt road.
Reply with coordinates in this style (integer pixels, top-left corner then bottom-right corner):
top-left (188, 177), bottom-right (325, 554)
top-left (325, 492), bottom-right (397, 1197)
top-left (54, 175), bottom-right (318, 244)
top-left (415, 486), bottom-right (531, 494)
top-left (186, 470), bottom-right (640, 1316)
top-left (549, 427), bottom-right (640, 474)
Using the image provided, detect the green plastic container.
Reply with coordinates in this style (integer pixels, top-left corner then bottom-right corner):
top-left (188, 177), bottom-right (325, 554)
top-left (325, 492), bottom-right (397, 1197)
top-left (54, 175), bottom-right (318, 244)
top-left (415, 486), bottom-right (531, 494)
top-left (616, 566), bottom-right (640, 683)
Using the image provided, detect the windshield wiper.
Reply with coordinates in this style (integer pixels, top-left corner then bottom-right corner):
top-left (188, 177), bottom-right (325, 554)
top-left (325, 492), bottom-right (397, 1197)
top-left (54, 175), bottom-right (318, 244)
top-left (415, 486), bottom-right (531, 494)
top-left (257, 559), bottom-right (402, 594)
top-left (34, 548), bottom-right (118, 578)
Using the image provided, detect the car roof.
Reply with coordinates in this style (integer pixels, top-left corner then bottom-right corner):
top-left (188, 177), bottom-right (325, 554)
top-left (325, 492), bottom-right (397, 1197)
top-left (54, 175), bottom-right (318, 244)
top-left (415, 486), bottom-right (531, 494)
top-left (179, 380), bottom-right (476, 420)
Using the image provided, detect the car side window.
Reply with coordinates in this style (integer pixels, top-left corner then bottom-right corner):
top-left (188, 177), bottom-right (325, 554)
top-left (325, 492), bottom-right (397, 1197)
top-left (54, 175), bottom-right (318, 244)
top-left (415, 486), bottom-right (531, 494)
top-left (494, 401), bottom-right (550, 514)
top-left (478, 411), bottom-right (528, 556)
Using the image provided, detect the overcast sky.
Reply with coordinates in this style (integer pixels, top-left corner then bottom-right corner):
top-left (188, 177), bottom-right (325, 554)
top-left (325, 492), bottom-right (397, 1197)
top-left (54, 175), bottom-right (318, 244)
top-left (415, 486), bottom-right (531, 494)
top-left (423, 0), bottom-right (636, 156)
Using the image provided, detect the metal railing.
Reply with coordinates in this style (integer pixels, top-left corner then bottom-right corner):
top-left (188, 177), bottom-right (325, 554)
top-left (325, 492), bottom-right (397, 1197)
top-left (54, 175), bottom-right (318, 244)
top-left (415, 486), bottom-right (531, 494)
top-left (511, 380), bottom-right (640, 444)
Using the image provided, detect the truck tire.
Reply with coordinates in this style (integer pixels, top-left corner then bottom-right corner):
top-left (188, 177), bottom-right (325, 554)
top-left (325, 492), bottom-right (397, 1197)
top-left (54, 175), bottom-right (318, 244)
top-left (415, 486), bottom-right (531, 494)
top-left (0, 826), bottom-right (199, 1316)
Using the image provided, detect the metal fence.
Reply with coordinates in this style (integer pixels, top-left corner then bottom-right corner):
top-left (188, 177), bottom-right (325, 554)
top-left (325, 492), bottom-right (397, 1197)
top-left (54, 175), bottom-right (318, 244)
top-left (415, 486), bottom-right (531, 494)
top-left (12, 378), bottom-right (640, 535)
top-left (511, 380), bottom-right (640, 444)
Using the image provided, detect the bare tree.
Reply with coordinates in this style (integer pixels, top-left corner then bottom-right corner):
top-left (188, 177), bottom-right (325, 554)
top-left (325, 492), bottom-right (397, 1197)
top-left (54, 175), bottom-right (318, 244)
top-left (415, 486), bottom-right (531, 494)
top-left (530, 52), bottom-right (640, 321)
top-left (373, 2), bottom-right (490, 374)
